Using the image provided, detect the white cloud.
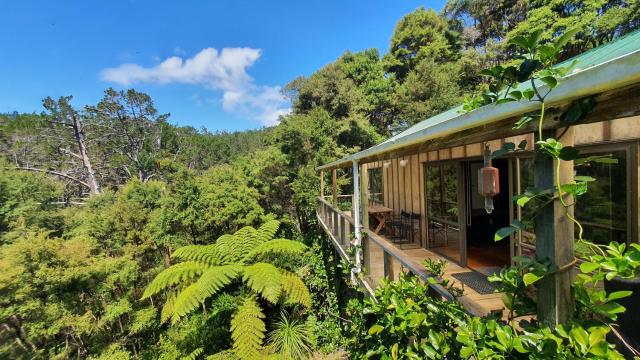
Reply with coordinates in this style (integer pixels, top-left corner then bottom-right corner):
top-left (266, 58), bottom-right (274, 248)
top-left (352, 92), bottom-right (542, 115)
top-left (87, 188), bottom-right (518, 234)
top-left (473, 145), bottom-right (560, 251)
top-left (100, 47), bottom-right (290, 126)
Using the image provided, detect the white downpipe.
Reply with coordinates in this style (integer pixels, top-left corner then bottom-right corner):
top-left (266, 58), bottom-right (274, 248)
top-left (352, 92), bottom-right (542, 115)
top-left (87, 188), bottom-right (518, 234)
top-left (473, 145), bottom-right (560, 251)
top-left (351, 160), bottom-right (362, 283)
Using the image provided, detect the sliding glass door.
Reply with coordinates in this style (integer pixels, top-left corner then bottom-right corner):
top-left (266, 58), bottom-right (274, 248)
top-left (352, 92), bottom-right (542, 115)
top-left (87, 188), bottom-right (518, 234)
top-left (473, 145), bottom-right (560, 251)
top-left (425, 162), bottom-right (464, 263)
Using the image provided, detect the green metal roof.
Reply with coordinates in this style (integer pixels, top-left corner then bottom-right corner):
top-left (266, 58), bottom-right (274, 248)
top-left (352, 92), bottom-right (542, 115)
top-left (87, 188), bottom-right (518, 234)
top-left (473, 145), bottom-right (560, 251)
top-left (319, 30), bottom-right (640, 170)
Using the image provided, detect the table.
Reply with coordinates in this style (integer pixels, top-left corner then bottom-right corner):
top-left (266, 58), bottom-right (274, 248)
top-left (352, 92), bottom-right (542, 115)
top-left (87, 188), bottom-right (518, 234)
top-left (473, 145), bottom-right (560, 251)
top-left (368, 205), bottom-right (394, 234)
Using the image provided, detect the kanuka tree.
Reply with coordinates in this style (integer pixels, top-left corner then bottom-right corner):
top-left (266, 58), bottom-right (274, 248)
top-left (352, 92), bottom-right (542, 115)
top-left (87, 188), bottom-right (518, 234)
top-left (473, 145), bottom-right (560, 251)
top-left (86, 88), bottom-right (171, 183)
top-left (11, 96), bottom-right (102, 197)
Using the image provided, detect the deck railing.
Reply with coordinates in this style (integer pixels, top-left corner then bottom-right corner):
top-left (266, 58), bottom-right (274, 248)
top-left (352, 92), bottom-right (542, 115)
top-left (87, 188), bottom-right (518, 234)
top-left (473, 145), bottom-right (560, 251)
top-left (316, 196), bottom-right (455, 304)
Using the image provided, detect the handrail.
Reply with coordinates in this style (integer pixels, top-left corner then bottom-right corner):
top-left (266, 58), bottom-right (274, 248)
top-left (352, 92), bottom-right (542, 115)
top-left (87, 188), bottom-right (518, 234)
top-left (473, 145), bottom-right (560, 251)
top-left (365, 230), bottom-right (454, 302)
top-left (318, 196), bottom-right (355, 225)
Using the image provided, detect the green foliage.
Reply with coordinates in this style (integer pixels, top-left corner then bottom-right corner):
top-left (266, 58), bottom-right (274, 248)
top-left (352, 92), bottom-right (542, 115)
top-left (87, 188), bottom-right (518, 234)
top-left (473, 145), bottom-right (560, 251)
top-left (230, 295), bottom-right (266, 360)
top-left (268, 312), bottom-right (314, 360)
top-left (145, 220), bottom-right (311, 358)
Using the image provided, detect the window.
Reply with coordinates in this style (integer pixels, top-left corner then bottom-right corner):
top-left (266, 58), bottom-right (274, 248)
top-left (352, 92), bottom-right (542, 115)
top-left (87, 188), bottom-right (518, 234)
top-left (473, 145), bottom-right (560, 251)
top-left (514, 148), bottom-right (630, 246)
top-left (425, 163), bottom-right (459, 223)
top-left (368, 167), bottom-right (383, 205)
top-left (575, 149), bottom-right (628, 245)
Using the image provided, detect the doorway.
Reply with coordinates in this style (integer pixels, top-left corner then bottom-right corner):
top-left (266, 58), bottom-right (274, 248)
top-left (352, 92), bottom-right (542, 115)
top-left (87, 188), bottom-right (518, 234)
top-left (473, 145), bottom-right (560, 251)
top-left (464, 159), bottom-right (511, 273)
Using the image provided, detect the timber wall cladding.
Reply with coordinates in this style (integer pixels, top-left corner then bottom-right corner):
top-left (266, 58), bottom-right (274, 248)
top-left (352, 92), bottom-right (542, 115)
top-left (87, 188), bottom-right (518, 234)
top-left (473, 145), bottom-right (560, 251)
top-left (372, 114), bottom-right (640, 249)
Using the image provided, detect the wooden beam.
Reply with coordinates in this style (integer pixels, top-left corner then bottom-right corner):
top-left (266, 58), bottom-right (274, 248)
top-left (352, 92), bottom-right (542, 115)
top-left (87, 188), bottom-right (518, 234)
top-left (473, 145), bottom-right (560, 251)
top-left (535, 127), bottom-right (575, 327)
top-left (320, 170), bottom-right (325, 198)
top-left (332, 169), bottom-right (337, 207)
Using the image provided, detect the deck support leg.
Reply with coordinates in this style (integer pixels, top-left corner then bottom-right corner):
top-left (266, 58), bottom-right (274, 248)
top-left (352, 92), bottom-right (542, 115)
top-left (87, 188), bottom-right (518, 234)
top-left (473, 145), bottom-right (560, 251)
top-left (535, 128), bottom-right (575, 327)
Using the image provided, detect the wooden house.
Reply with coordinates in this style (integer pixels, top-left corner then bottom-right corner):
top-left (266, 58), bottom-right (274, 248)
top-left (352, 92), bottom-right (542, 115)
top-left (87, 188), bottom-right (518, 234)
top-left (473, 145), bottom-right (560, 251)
top-left (316, 30), bottom-right (640, 318)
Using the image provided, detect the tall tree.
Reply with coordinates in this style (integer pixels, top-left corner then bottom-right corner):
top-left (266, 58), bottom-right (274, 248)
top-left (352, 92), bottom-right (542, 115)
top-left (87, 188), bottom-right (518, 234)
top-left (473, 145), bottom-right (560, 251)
top-left (6, 97), bottom-right (101, 197)
top-left (86, 88), bottom-right (170, 183)
top-left (383, 7), bottom-right (461, 80)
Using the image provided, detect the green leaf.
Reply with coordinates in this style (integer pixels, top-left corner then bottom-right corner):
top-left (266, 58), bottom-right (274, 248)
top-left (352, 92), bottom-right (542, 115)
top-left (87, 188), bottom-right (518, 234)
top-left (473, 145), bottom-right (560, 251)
top-left (554, 28), bottom-right (580, 49)
top-left (539, 76), bottom-right (558, 89)
top-left (516, 195), bottom-right (531, 207)
top-left (523, 273), bottom-right (542, 286)
top-left (368, 324), bottom-right (384, 335)
top-left (495, 227), bottom-right (517, 241)
top-left (607, 290), bottom-right (632, 301)
top-left (579, 262), bottom-right (600, 273)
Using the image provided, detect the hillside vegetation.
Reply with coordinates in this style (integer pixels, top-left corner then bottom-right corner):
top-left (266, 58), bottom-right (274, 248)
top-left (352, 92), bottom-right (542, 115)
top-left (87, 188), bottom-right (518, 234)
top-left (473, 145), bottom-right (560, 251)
top-left (1, 1), bottom-right (638, 359)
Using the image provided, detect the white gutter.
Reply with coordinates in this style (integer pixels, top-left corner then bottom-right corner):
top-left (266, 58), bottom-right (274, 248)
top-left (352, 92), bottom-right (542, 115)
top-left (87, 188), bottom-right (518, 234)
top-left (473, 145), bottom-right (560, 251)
top-left (317, 49), bottom-right (640, 170)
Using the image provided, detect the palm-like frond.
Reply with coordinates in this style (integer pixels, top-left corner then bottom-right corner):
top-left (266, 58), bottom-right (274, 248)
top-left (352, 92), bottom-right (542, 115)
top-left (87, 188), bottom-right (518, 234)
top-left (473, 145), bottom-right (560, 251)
top-left (170, 265), bottom-right (244, 322)
top-left (211, 234), bottom-right (244, 264)
top-left (243, 239), bottom-right (307, 262)
top-left (243, 262), bottom-right (283, 304)
top-left (143, 261), bottom-right (205, 299)
top-left (171, 282), bottom-right (202, 322)
top-left (230, 295), bottom-right (266, 360)
top-left (281, 272), bottom-right (312, 308)
top-left (160, 292), bottom-right (177, 323)
top-left (256, 219), bottom-right (281, 244)
top-left (195, 265), bottom-right (244, 304)
top-left (172, 244), bottom-right (221, 265)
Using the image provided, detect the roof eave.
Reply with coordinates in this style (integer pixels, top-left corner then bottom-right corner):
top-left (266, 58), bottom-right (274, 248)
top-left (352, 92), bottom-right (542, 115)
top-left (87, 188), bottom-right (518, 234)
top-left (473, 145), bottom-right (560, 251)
top-left (317, 49), bottom-right (640, 171)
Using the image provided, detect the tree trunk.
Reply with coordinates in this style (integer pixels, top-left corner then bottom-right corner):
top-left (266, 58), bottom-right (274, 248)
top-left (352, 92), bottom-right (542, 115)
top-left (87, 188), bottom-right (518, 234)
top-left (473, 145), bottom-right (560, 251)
top-left (70, 113), bottom-right (100, 195)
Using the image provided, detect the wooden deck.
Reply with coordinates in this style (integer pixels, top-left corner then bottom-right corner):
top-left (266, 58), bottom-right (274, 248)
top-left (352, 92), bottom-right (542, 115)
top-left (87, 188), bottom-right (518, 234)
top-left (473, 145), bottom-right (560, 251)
top-left (364, 230), bottom-right (505, 317)
top-left (317, 197), bottom-right (506, 317)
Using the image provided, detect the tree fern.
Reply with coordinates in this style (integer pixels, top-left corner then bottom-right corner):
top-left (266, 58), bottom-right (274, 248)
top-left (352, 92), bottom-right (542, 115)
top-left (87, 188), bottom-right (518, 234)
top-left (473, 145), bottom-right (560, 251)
top-left (143, 220), bottom-right (311, 357)
top-left (243, 262), bottom-right (283, 304)
top-left (172, 244), bottom-right (221, 266)
top-left (281, 272), bottom-right (312, 308)
top-left (255, 219), bottom-right (281, 244)
top-left (171, 265), bottom-right (243, 322)
top-left (172, 282), bottom-right (203, 322)
top-left (142, 261), bottom-right (205, 299)
top-left (160, 292), bottom-right (176, 323)
top-left (230, 295), bottom-right (266, 360)
top-left (194, 265), bottom-right (243, 304)
top-left (243, 239), bottom-right (307, 262)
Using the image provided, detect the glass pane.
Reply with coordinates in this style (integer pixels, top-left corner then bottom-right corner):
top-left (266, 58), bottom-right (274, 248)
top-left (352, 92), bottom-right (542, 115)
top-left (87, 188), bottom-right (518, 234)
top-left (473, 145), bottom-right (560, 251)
top-left (442, 164), bottom-right (459, 223)
top-left (368, 167), bottom-right (383, 205)
top-left (575, 150), bottom-right (627, 245)
top-left (426, 165), bottom-right (442, 217)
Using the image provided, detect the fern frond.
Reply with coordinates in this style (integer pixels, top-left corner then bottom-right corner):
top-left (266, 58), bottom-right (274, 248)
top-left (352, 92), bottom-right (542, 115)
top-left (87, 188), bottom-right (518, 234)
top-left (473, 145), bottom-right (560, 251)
top-left (215, 232), bottom-right (253, 264)
top-left (196, 265), bottom-right (244, 302)
top-left (169, 265), bottom-right (244, 322)
top-left (171, 282), bottom-right (202, 322)
top-left (143, 261), bottom-right (205, 299)
top-left (230, 295), bottom-right (266, 360)
top-left (243, 263), bottom-right (283, 304)
top-left (243, 239), bottom-right (307, 262)
top-left (256, 220), bottom-right (280, 244)
top-left (281, 272), bottom-right (312, 308)
top-left (160, 292), bottom-right (177, 323)
top-left (172, 244), bottom-right (221, 266)
top-left (182, 347), bottom-right (203, 360)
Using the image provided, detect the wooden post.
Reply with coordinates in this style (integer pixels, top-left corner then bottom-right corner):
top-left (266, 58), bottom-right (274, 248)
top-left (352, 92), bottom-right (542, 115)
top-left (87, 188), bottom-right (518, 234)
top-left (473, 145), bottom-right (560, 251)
top-left (535, 127), bottom-right (575, 327)
top-left (361, 163), bottom-right (370, 230)
top-left (332, 169), bottom-right (338, 207)
top-left (352, 161), bottom-right (362, 281)
top-left (320, 170), bottom-right (325, 198)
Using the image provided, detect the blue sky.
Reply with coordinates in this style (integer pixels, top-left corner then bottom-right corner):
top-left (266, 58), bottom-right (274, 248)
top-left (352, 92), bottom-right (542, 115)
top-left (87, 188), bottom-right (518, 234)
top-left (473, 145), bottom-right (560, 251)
top-left (0, 1), bottom-right (445, 132)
